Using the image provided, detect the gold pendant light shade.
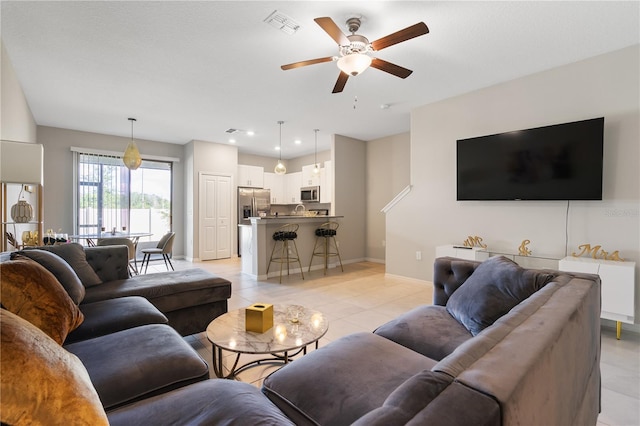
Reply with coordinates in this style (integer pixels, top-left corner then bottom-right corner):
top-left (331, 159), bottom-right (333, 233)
top-left (275, 161), bottom-right (287, 175)
top-left (123, 118), bottom-right (142, 170)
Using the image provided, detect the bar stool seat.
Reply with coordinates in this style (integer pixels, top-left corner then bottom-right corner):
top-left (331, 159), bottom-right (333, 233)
top-left (267, 224), bottom-right (304, 283)
top-left (308, 222), bottom-right (343, 275)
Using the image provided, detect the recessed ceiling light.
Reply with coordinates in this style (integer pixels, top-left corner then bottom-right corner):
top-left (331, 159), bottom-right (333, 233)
top-left (294, 139), bottom-right (302, 145)
top-left (246, 131), bottom-right (255, 136)
top-left (275, 146), bottom-right (281, 151)
top-left (229, 139), bottom-right (236, 144)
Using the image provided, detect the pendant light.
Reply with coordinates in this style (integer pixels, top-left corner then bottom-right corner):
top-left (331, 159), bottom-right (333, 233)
top-left (123, 117), bottom-right (142, 170)
top-left (274, 120), bottom-right (287, 175)
top-left (313, 129), bottom-right (320, 175)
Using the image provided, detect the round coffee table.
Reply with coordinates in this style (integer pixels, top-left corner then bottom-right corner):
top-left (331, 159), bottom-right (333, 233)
top-left (206, 304), bottom-right (329, 379)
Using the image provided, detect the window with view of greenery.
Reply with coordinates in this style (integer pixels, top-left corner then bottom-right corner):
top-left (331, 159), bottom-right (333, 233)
top-left (75, 152), bottom-right (172, 241)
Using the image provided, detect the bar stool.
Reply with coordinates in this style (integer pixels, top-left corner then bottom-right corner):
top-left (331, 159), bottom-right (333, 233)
top-left (267, 223), bottom-right (304, 283)
top-left (308, 222), bottom-right (343, 275)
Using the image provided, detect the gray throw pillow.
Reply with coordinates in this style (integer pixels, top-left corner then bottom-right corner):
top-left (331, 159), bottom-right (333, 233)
top-left (13, 249), bottom-right (86, 305)
top-left (446, 256), bottom-right (553, 336)
top-left (33, 243), bottom-right (102, 288)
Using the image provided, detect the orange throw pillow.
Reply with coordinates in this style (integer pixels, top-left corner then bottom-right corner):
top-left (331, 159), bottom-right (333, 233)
top-left (0, 309), bottom-right (108, 425)
top-left (0, 256), bottom-right (83, 344)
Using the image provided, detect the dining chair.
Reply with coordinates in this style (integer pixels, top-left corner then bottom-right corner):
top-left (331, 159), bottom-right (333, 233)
top-left (140, 232), bottom-right (176, 274)
top-left (96, 237), bottom-right (138, 276)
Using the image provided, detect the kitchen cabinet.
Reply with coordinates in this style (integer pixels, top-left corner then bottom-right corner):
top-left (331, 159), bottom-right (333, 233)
top-left (301, 164), bottom-right (321, 187)
top-left (263, 172), bottom-right (285, 204)
top-left (284, 172), bottom-right (302, 204)
top-left (237, 165), bottom-right (264, 188)
top-left (320, 160), bottom-right (333, 204)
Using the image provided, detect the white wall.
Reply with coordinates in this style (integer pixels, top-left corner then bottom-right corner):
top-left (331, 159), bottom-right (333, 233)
top-left (238, 151), bottom-right (330, 174)
top-left (333, 134), bottom-right (367, 263)
top-left (387, 45), bottom-right (639, 323)
top-left (188, 139), bottom-right (238, 260)
top-left (1, 40), bottom-right (36, 143)
top-left (367, 132), bottom-right (410, 262)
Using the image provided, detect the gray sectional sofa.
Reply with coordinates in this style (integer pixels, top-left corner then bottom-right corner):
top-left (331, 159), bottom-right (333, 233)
top-left (1, 250), bottom-right (601, 425)
top-left (262, 256), bottom-right (602, 425)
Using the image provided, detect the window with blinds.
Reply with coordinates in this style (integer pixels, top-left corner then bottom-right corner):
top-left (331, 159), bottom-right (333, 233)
top-left (75, 152), bottom-right (172, 239)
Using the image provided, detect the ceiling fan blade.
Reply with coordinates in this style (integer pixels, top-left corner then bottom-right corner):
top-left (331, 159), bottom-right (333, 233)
top-left (314, 17), bottom-right (350, 46)
top-left (370, 58), bottom-right (413, 79)
top-left (371, 22), bottom-right (429, 51)
top-left (332, 72), bottom-right (349, 93)
top-left (281, 56), bottom-right (334, 71)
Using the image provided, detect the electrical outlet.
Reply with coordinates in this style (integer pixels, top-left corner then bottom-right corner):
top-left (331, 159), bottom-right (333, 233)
top-left (416, 251), bottom-right (422, 261)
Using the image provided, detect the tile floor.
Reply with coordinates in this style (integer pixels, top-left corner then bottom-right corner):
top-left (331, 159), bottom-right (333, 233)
top-left (151, 257), bottom-right (639, 426)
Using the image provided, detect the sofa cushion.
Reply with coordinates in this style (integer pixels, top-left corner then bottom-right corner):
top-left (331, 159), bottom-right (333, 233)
top-left (64, 324), bottom-right (209, 410)
top-left (65, 296), bottom-right (168, 344)
top-left (14, 249), bottom-right (86, 304)
top-left (0, 309), bottom-right (108, 425)
top-left (35, 243), bottom-right (102, 287)
top-left (446, 256), bottom-right (552, 335)
top-left (82, 268), bottom-right (232, 312)
top-left (0, 256), bottom-right (84, 344)
top-left (352, 370), bottom-right (453, 425)
top-left (355, 378), bottom-right (501, 426)
top-left (262, 332), bottom-right (437, 426)
top-left (374, 305), bottom-right (472, 360)
top-left (107, 379), bottom-right (295, 426)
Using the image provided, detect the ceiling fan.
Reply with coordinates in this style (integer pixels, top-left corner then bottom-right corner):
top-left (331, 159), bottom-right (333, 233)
top-left (281, 16), bottom-right (429, 93)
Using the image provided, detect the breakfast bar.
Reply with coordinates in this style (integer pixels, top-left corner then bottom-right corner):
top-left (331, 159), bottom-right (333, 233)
top-left (239, 215), bottom-right (343, 280)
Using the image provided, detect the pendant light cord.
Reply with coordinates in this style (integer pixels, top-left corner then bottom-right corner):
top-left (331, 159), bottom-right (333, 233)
top-left (278, 121), bottom-right (283, 161)
top-left (314, 129), bottom-right (318, 165)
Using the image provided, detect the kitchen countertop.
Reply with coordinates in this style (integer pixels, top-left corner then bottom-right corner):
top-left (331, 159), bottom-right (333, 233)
top-left (250, 215), bottom-right (343, 221)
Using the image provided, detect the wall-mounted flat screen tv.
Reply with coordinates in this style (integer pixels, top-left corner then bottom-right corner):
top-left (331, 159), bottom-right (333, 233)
top-left (456, 117), bottom-right (604, 201)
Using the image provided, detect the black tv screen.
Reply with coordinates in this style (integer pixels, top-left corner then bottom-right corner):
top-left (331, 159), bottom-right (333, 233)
top-left (456, 117), bottom-right (604, 201)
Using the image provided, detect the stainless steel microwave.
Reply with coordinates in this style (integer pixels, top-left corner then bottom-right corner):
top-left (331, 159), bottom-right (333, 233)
top-left (301, 186), bottom-right (320, 203)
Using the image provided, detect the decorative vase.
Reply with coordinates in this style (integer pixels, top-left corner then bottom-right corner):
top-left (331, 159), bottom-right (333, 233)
top-left (11, 199), bottom-right (33, 223)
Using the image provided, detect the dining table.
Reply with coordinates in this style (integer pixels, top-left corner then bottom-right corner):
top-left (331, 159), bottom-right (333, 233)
top-left (69, 232), bottom-right (153, 248)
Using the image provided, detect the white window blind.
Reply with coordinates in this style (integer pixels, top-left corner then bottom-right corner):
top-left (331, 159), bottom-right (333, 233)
top-left (73, 150), bottom-right (172, 239)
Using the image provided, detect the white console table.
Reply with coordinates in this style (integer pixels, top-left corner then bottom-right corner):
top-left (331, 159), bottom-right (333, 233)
top-left (559, 256), bottom-right (636, 339)
top-left (435, 245), bottom-right (559, 269)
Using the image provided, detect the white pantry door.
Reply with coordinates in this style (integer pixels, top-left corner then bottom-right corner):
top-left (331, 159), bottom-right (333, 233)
top-left (199, 173), bottom-right (231, 260)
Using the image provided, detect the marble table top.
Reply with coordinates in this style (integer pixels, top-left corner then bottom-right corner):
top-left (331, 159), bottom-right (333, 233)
top-left (206, 304), bottom-right (329, 354)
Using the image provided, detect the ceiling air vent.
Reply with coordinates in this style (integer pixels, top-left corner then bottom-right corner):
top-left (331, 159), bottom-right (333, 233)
top-left (225, 128), bottom-right (240, 134)
top-left (264, 10), bottom-right (301, 35)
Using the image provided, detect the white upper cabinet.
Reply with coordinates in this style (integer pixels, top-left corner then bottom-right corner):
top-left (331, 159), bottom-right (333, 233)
top-left (263, 172), bottom-right (285, 204)
top-left (320, 160), bottom-right (333, 203)
top-left (237, 165), bottom-right (264, 188)
top-left (301, 164), bottom-right (322, 187)
top-left (284, 172), bottom-right (302, 204)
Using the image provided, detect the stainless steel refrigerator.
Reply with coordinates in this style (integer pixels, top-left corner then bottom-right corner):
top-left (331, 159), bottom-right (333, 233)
top-left (238, 188), bottom-right (271, 256)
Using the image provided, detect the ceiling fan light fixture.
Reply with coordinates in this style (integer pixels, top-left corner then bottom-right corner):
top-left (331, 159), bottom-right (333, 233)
top-left (337, 53), bottom-right (372, 76)
top-left (123, 118), bottom-right (142, 170)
